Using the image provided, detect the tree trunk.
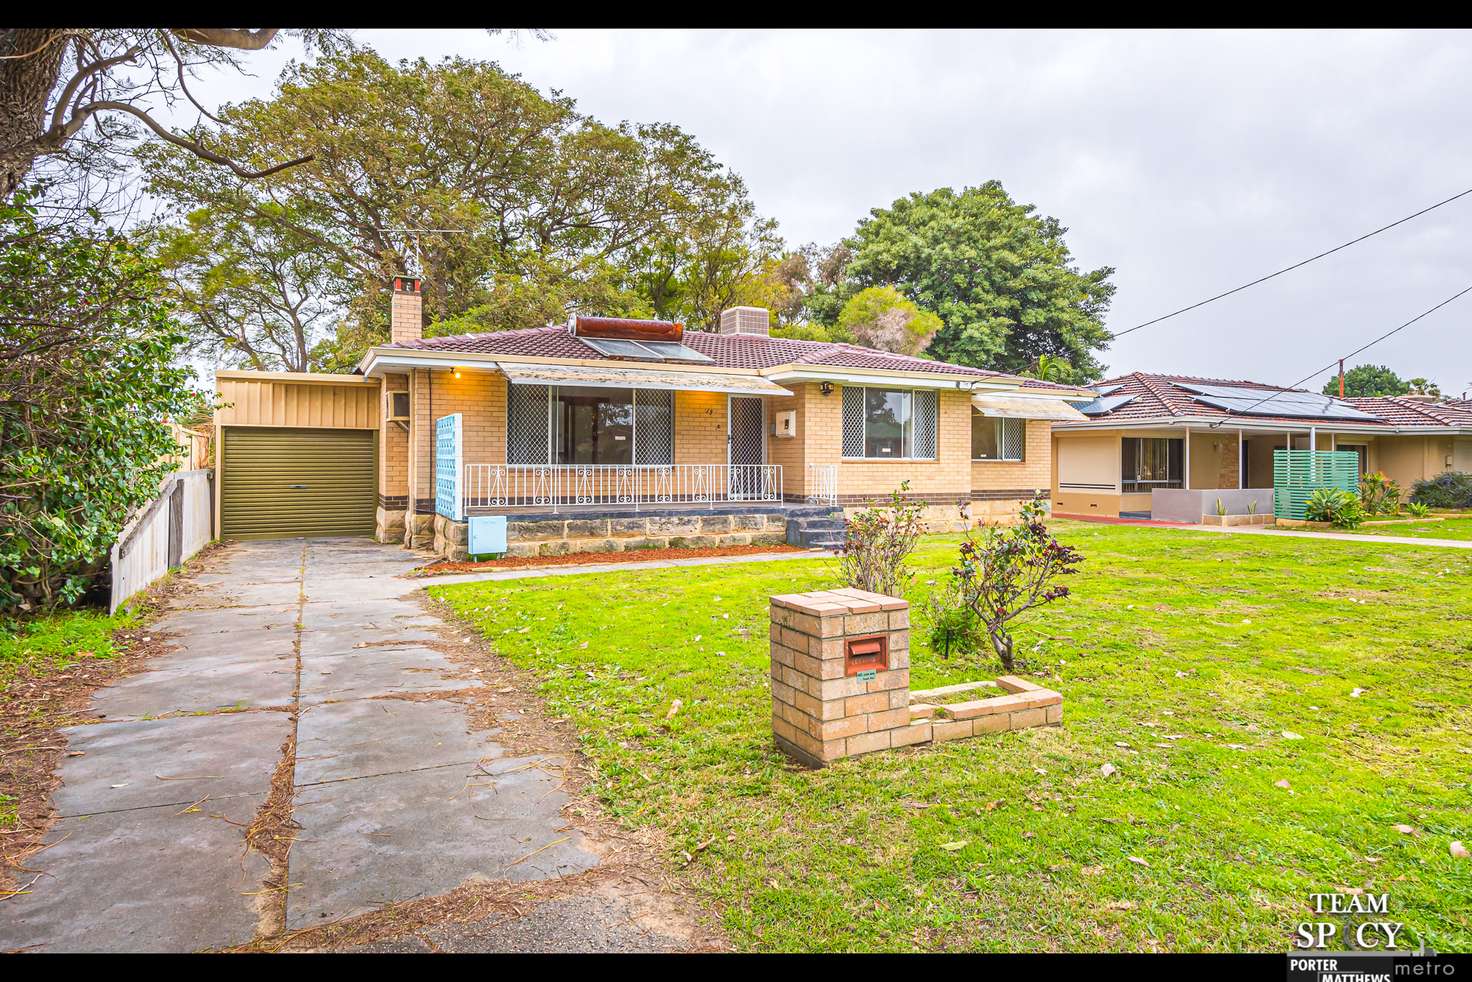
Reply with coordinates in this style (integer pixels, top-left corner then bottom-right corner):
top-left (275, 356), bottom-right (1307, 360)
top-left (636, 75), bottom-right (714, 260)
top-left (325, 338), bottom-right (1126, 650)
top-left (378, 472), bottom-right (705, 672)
top-left (0, 29), bottom-right (70, 197)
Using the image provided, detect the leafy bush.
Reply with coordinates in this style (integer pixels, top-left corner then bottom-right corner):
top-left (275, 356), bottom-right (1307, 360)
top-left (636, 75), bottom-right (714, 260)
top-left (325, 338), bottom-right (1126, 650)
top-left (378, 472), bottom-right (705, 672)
top-left (1305, 487), bottom-right (1364, 529)
top-left (1358, 471), bottom-right (1401, 515)
top-left (1, 189), bottom-right (206, 614)
top-left (921, 578), bottom-right (983, 661)
top-left (927, 494), bottom-right (1083, 671)
top-left (1410, 471), bottom-right (1472, 510)
top-left (1406, 501), bottom-right (1432, 518)
top-left (839, 482), bottom-right (926, 597)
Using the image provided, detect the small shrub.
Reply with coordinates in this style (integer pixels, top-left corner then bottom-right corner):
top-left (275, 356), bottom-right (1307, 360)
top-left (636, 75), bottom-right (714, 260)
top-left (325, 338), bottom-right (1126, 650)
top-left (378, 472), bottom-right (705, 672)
top-left (1358, 471), bottom-right (1401, 515)
top-left (930, 493), bottom-right (1083, 672)
top-left (1305, 487), bottom-right (1364, 529)
top-left (1405, 501), bottom-right (1432, 518)
top-left (1410, 471), bottom-right (1472, 510)
top-left (1215, 497), bottom-right (1227, 517)
top-left (921, 578), bottom-right (983, 661)
top-left (839, 481), bottom-right (926, 597)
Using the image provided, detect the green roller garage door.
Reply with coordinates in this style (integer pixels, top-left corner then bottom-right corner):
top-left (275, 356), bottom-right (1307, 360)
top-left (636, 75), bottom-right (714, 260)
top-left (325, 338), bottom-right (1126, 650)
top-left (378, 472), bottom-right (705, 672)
top-left (221, 427), bottom-right (377, 539)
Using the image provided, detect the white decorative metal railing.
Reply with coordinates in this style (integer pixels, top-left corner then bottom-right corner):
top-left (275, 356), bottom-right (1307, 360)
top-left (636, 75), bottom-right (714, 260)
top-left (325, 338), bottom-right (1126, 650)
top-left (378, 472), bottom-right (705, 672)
top-left (463, 463), bottom-right (783, 513)
top-left (805, 463), bottom-right (838, 506)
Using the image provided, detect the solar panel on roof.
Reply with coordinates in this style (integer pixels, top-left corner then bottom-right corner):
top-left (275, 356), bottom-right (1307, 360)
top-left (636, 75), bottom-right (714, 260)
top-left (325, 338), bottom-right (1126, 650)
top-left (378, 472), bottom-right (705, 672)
top-left (1173, 382), bottom-right (1378, 421)
top-left (1069, 394), bottom-right (1136, 416)
top-left (577, 336), bottom-right (713, 363)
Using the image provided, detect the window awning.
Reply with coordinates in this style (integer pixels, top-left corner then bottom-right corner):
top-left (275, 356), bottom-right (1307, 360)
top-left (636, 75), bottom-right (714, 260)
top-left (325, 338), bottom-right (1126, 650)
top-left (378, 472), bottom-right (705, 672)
top-left (972, 394), bottom-right (1088, 422)
top-left (496, 362), bottom-right (792, 397)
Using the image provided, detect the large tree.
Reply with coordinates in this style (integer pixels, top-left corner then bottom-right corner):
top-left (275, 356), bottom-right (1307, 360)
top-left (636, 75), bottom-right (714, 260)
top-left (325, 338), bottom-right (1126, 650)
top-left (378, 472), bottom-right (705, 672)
top-left (814, 183), bottom-right (1114, 383)
top-left (0, 29), bottom-right (347, 202)
top-left (144, 51), bottom-right (774, 366)
top-left (1322, 364), bottom-right (1410, 398)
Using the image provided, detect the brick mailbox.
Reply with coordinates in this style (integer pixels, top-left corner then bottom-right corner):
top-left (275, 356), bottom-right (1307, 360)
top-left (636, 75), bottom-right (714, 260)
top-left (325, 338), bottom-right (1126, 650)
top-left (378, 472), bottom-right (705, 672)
top-left (768, 588), bottom-right (924, 767)
top-left (769, 588), bottom-right (1064, 767)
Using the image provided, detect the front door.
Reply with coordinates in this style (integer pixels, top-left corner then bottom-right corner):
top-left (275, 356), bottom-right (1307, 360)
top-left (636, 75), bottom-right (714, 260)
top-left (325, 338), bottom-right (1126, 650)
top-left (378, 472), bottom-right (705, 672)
top-left (728, 396), bottom-right (766, 499)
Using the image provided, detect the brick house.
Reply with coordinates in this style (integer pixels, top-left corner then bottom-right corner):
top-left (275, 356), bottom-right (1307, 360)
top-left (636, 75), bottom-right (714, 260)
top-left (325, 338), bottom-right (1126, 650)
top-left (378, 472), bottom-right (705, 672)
top-left (1051, 372), bottom-right (1472, 520)
top-left (212, 278), bottom-right (1092, 557)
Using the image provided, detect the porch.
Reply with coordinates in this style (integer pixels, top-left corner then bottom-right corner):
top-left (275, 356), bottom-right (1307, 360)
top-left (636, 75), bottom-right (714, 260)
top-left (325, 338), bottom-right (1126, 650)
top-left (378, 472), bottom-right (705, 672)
top-left (455, 462), bottom-right (840, 515)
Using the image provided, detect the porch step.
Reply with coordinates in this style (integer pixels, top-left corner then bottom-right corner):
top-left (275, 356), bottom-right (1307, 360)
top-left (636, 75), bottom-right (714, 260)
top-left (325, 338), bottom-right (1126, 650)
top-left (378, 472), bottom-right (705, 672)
top-left (785, 508), bottom-right (846, 549)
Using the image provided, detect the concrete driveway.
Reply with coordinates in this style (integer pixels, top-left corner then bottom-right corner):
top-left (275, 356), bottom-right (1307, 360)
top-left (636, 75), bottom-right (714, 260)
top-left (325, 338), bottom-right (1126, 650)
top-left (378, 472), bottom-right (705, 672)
top-left (0, 539), bottom-right (605, 952)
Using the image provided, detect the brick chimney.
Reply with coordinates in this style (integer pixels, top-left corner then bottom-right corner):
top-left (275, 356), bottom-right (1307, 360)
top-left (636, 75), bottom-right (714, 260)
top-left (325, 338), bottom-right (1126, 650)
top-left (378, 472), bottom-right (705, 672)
top-left (719, 306), bottom-right (770, 336)
top-left (390, 276), bottom-right (423, 344)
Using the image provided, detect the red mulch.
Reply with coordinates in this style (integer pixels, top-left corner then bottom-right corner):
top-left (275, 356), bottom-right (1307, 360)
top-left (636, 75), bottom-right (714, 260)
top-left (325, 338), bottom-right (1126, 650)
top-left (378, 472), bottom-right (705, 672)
top-left (410, 542), bottom-right (809, 576)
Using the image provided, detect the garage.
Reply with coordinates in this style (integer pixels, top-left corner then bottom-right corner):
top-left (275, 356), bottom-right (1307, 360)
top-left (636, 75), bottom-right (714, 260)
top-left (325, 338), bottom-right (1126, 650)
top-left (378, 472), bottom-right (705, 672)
top-left (214, 371), bottom-right (382, 540)
top-left (220, 427), bottom-right (377, 539)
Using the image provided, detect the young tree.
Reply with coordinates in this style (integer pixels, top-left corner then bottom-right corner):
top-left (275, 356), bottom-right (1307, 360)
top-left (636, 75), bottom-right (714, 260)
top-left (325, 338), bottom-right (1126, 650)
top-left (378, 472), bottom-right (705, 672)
top-left (0, 188), bottom-right (207, 613)
top-left (821, 183), bottom-right (1114, 382)
top-left (948, 495), bottom-right (1083, 671)
top-left (835, 286), bottom-right (943, 357)
top-left (1321, 364), bottom-right (1409, 398)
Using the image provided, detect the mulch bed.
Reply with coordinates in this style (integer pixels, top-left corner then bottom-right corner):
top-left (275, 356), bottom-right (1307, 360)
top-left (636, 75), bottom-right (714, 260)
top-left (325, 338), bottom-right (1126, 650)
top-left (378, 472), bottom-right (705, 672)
top-left (409, 542), bottom-right (809, 577)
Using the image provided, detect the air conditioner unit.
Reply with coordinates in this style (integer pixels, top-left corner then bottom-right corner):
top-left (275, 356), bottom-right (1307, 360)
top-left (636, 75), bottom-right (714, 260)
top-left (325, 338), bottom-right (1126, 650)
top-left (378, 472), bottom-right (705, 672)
top-left (386, 390), bottom-right (410, 422)
top-left (774, 410), bottom-right (796, 439)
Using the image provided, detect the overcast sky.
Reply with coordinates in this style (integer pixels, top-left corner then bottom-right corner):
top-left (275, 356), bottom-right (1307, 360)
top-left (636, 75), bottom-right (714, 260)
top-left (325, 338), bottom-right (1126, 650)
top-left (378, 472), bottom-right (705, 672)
top-left (185, 29), bottom-right (1472, 396)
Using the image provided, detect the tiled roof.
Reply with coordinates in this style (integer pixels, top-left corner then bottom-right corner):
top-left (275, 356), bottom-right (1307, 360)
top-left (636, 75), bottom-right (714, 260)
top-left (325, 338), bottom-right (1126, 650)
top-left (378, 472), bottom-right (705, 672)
top-left (386, 325), bottom-right (1028, 382)
top-left (1080, 372), bottom-right (1394, 427)
top-left (1344, 396), bottom-right (1472, 427)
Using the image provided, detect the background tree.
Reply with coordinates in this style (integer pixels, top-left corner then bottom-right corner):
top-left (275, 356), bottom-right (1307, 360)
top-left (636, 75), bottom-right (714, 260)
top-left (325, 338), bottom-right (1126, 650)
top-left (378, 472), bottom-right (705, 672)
top-left (808, 183), bottom-right (1113, 382)
top-left (0, 188), bottom-right (206, 614)
top-left (152, 201), bottom-right (346, 372)
top-left (1407, 377), bottom-right (1442, 399)
top-left (1322, 364), bottom-right (1410, 398)
top-left (834, 286), bottom-right (942, 357)
top-left (143, 51), bottom-right (774, 366)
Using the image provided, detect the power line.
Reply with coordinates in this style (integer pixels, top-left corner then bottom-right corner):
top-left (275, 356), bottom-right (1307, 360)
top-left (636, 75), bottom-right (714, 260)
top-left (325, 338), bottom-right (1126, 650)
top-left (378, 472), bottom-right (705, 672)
top-left (1112, 185), bottom-right (1472, 340)
top-left (1208, 281), bottom-right (1472, 426)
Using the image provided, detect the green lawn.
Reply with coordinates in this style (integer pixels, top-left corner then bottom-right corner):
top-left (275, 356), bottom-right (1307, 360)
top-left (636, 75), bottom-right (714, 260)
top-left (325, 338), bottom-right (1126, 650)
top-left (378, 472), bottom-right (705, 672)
top-left (0, 608), bottom-right (132, 694)
top-left (1322, 516), bottom-right (1472, 541)
top-left (431, 521), bottom-right (1472, 952)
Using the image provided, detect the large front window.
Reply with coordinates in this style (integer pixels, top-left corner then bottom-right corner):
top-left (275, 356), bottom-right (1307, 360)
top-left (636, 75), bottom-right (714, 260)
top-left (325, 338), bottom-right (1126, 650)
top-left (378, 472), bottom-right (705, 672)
top-left (556, 386), bottom-right (633, 464)
top-left (1121, 437), bottom-right (1182, 492)
top-left (841, 386), bottom-right (938, 459)
top-left (506, 384), bottom-right (673, 465)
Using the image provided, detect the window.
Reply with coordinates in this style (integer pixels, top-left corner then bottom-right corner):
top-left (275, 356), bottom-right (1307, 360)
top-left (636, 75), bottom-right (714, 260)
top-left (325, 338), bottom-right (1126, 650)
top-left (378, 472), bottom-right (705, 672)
top-left (504, 386), bottom-right (674, 466)
top-left (841, 386), bottom-right (938, 459)
top-left (972, 414), bottom-right (1025, 461)
top-left (1121, 437), bottom-right (1182, 492)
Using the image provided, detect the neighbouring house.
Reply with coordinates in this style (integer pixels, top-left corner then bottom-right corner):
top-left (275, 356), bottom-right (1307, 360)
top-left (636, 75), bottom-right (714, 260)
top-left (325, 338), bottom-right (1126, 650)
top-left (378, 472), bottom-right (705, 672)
top-left (1050, 372), bottom-right (1472, 520)
top-left (212, 277), bottom-right (1092, 557)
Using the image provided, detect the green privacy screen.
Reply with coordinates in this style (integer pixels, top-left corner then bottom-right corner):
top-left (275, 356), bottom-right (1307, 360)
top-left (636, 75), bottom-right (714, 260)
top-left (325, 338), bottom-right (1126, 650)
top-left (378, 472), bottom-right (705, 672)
top-left (1272, 450), bottom-right (1359, 520)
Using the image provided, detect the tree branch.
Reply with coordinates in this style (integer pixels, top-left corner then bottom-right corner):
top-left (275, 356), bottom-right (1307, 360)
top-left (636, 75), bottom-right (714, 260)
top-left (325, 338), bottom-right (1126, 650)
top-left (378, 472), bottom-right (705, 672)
top-left (77, 101), bottom-right (313, 178)
top-left (169, 29), bottom-right (278, 51)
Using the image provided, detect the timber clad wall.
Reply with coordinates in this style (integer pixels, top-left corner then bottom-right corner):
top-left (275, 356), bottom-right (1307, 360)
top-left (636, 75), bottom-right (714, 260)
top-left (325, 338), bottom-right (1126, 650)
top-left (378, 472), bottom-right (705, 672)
top-left (216, 375), bottom-right (379, 429)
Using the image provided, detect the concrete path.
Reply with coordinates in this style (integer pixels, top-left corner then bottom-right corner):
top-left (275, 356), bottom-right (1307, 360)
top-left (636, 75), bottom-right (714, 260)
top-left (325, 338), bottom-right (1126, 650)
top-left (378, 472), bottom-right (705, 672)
top-left (1171, 524), bottom-right (1472, 550)
top-left (0, 538), bottom-right (598, 953)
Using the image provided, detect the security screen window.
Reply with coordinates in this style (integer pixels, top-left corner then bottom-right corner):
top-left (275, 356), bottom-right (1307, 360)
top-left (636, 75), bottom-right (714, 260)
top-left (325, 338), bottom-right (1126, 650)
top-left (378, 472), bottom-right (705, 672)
top-left (973, 414), bottom-right (1025, 461)
top-left (555, 386), bottom-right (634, 464)
top-left (1121, 436), bottom-right (1183, 491)
top-left (864, 388), bottom-right (911, 458)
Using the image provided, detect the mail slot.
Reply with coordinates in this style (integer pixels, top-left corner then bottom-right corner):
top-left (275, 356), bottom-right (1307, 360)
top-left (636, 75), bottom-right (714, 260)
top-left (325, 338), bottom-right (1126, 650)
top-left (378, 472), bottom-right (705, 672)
top-left (844, 634), bottom-right (888, 676)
